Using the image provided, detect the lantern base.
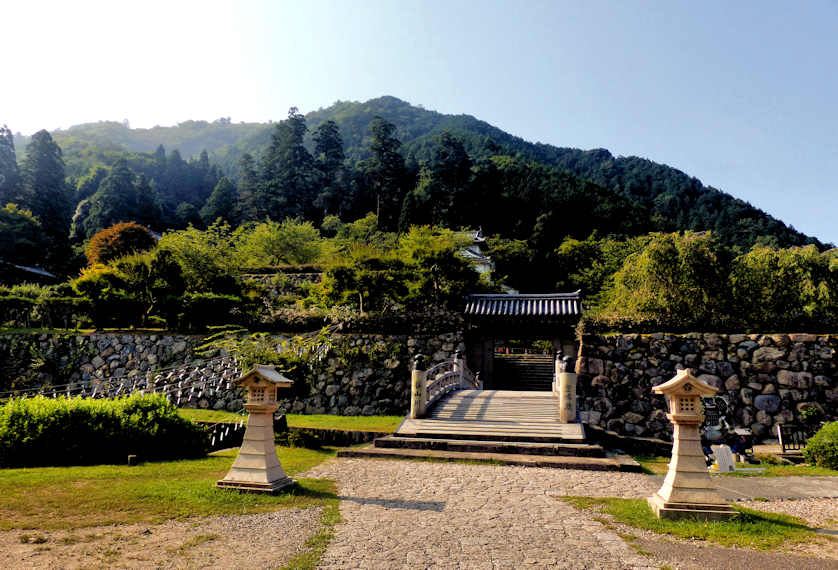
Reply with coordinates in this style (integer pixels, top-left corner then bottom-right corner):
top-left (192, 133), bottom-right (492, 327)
top-left (648, 493), bottom-right (737, 521)
top-left (216, 476), bottom-right (294, 494)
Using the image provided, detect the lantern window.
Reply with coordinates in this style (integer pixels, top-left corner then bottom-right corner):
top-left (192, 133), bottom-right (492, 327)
top-left (678, 398), bottom-right (697, 413)
top-left (252, 388), bottom-right (266, 402)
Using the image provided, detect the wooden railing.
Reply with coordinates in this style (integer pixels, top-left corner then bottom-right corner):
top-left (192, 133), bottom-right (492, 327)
top-left (410, 351), bottom-right (480, 418)
top-left (425, 361), bottom-right (460, 409)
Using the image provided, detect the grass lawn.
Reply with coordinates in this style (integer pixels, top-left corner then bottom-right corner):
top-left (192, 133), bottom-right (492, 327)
top-left (561, 496), bottom-right (819, 550)
top-left (634, 455), bottom-right (838, 477)
top-left (0, 446), bottom-right (336, 531)
top-left (178, 408), bottom-right (403, 432)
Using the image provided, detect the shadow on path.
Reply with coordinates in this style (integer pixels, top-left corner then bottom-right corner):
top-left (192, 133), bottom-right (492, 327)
top-left (338, 496), bottom-right (446, 512)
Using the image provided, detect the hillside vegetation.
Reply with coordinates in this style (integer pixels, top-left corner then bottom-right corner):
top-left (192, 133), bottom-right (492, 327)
top-left (1, 96), bottom-right (833, 333)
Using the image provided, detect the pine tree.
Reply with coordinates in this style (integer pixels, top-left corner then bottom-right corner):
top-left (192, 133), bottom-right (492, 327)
top-left (260, 107), bottom-right (317, 220)
top-left (135, 174), bottom-right (162, 229)
top-left (20, 130), bottom-right (72, 269)
top-left (0, 125), bottom-right (21, 205)
top-left (313, 120), bottom-right (347, 216)
top-left (82, 158), bottom-right (139, 238)
top-left (235, 153), bottom-right (261, 222)
top-left (363, 117), bottom-right (406, 231)
top-left (200, 177), bottom-right (237, 225)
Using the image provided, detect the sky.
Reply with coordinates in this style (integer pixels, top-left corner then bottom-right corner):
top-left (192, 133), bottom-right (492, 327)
top-left (3, 0), bottom-right (837, 243)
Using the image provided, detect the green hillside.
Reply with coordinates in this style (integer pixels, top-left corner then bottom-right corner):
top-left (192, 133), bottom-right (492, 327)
top-left (9, 96), bottom-right (823, 251)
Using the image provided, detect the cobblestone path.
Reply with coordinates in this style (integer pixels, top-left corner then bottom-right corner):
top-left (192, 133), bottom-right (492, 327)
top-left (303, 458), bottom-right (659, 569)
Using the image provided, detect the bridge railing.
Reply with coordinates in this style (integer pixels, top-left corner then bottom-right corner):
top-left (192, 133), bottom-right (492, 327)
top-left (410, 350), bottom-right (480, 419)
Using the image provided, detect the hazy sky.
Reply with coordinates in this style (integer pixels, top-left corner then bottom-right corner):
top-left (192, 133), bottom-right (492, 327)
top-left (3, 0), bottom-right (837, 243)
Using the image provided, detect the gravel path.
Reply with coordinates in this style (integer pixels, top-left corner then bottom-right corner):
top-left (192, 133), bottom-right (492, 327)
top-left (1, 508), bottom-right (322, 569)
top-left (738, 497), bottom-right (838, 530)
top-left (303, 458), bottom-right (658, 569)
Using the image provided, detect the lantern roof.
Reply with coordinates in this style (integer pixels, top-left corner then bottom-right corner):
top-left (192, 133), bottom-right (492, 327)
top-left (234, 365), bottom-right (294, 388)
top-left (652, 368), bottom-right (718, 397)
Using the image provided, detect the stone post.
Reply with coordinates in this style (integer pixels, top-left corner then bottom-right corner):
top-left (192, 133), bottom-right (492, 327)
top-left (410, 355), bottom-right (427, 419)
top-left (648, 369), bottom-right (736, 521)
top-left (553, 351), bottom-right (563, 392)
top-left (454, 350), bottom-right (464, 389)
top-left (558, 356), bottom-right (577, 423)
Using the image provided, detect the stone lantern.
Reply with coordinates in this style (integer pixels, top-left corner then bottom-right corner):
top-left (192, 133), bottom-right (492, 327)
top-left (648, 368), bottom-right (736, 521)
top-left (216, 365), bottom-right (295, 493)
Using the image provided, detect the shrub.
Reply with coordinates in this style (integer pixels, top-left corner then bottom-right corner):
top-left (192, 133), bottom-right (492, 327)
top-left (275, 429), bottom-right (322, 449)
top-left (173, 292), bottom-right (243, 331)
top-left (0, 394), bottom-right (208, 467)
top-left (0, 296), bottom-right (37, 327)
top-left (85, 222), bottom-right (157, 265)
top-left (803, 422), bottom-right (838, 470)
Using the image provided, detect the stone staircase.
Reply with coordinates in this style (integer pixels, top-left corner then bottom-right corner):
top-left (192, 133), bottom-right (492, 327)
top-left (339, 390), bottom-right (640, 471)
top-left (492, 353), bottom-right (554, 390)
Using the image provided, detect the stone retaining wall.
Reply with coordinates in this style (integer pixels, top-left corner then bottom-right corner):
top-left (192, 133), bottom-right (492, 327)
top-left (577, 333), bottom-right (838, 441)
top-left (276, 331), bottom-right (463, 416)
top-left (0, 332), bottom-right (204, 390)
top-left (0, 330), bottom-right (464, 417)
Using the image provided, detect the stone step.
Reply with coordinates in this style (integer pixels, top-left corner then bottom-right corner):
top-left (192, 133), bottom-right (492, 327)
top-left (337, 445), bottom-right (641, 472)
top-left (374, 435), bottom-right (605, 457)
top-left (398, 421), bottom-right (586, 444)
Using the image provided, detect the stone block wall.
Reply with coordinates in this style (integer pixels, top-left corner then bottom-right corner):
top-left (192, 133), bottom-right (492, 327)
top-left (0, 330), bottom-right (464, 417)
top-left (577, 333), bottom-right (838, 441)
top-left (276, 331), bottom-right (464, 416)
top-left (0, 332), bottom-right (204, 391)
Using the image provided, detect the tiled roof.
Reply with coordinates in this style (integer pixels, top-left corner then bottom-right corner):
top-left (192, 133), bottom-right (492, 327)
top-left (464, 292), bottom-right (582, 318)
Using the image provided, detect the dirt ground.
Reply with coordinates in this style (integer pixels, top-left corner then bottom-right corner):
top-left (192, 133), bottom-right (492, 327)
top-left (1, 508), bottom-right (322, 569)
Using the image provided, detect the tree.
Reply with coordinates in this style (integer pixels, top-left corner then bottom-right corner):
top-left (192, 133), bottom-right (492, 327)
top-left (0, 125), bottom-right (21, 205)
top-left (730, 245), bottom-right (838, 330)
top-left (235, 153), bottom-right (261, 222)
top-left (260, 107), bottom-right (317, 221)
top-left (20, 130), bottom-right (72, 270)
top-left (0, 203), bottom-right (47, 266)
top-left (75, 167), bottom-right (108, 202)
top-left (362, 117), bottom-right (406, 230)
top-left (233, 218), bottom-right (322, 266)
top-left (157, 221), bottom-right (239, 293)
top-left (85, 222), bottom-right (157, 265)
top-left (312, 120), bottom-right (348, 216)
top-left (175, 202), bottom-right (202, 229)
top-left (134, 174), bottom-right (162, 229)
top-left (200, 177), bottom-right (238, 226)
top-left (404, 132), bottom-right (473, 227)
top-left (593, 232), bottom-right (730, 329)
top-left (82, 159), bottom-right (139, 238)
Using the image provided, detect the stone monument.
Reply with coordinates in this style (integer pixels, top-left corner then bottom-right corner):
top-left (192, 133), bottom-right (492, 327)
top-left (648, 368), bottom-right (736, 521)
top-left (216, 365), bottom-right (295, 493)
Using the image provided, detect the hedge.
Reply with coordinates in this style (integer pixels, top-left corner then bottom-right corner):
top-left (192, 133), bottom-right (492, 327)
top-left (0, 295), bottom-right (92, 329)
top-left (0, 394), bottom-right (209, 467)
top-left (804, 422), bottom-right (838, 470)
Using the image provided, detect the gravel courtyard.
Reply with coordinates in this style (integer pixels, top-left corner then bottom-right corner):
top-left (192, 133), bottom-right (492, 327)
top-left (6, 457), bottom-right (837, 569)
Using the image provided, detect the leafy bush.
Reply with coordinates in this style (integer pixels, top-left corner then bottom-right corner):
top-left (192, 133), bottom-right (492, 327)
top-left (85, 222), bottom-right (157, 265)
top-left (34, 297), bottom-right (92, 329)
top-left (0, 296), bottom-right (37, 327)
top-left (803, 422), bottom-right (838, 470)
top-left (0, 394), bottom-right (208, 467)
top-left (275, 429), bottom-right (322, 449)
top-left (233, 218), bottom-right (323, 266)
top-left (178, 292), bottom-right (243, 331)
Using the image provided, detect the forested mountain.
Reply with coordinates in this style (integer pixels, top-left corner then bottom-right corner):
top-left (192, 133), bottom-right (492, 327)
top-left (14, 119), bottom-right (266, 179)
top-left (15, 96), bottom-right (819, 251)
top-left (0, 97), bottom-right (824, 285)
